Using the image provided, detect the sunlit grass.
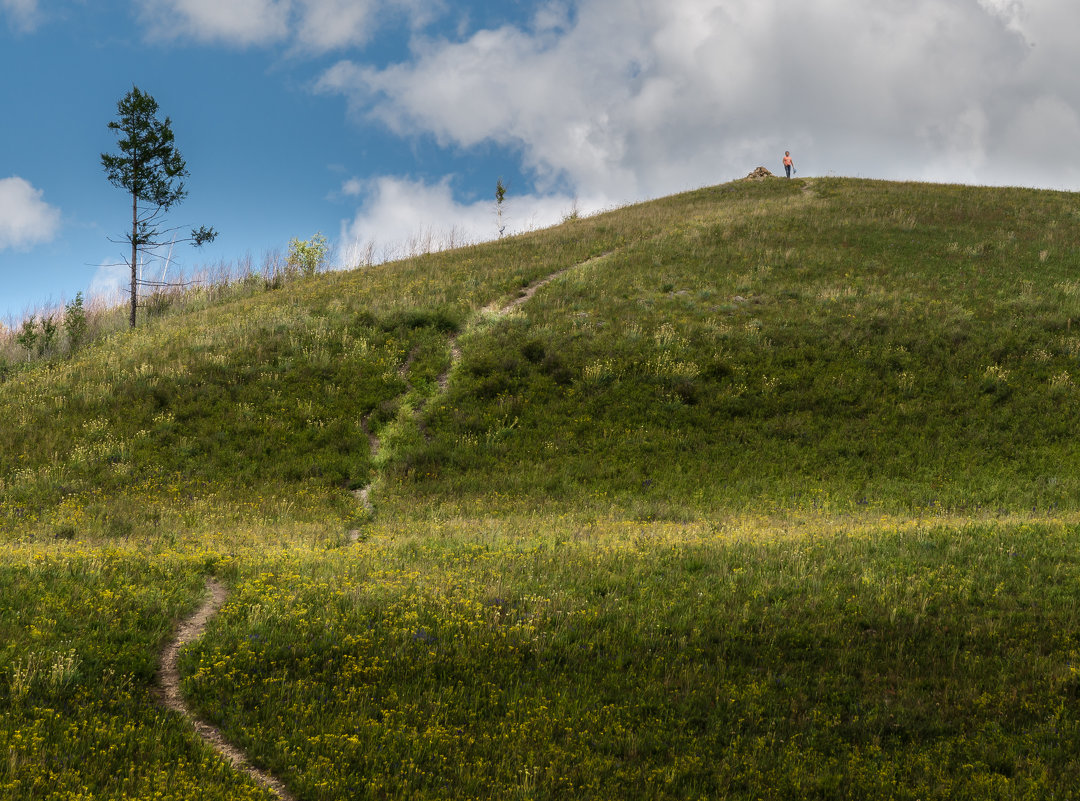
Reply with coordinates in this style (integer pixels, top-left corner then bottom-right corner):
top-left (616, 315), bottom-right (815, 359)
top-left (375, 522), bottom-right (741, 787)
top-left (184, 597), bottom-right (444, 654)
top-left (181, 516), bottom-right (1080, 799)
top-left (0, 541), bottom-right (273, 799)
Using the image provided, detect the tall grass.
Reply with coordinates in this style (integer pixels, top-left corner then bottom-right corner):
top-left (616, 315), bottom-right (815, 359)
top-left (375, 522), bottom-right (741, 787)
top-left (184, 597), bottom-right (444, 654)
top-left (0, 542), bottom-right (275, 799)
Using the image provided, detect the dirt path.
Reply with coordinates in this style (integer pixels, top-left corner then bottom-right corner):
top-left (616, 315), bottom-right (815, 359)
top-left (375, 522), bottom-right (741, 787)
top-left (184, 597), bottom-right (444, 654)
top-left (485, 251), bottom-right (612, 317)
top-left (160, 578), bottom-right (297, 801)
top-left (432, 253), bottom-right (611, 405)
top-left (351, 254), bottom-right (610, 527)
top-left (438, 342), bottom-right (462, 392)
top-left (156, 251), bottom-right (616, 792)
top-left (483, 267), bottom-right (571, 316)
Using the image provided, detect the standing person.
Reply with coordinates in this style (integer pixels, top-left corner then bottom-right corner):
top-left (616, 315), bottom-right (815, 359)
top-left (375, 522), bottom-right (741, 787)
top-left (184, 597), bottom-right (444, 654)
top-left (783, 151), bottom-right (794, 178)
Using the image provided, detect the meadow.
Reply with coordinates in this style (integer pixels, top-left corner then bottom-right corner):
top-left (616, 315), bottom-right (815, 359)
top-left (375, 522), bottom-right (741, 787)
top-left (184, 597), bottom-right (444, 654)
top-left (4, 177), bottom-right (1080, 799)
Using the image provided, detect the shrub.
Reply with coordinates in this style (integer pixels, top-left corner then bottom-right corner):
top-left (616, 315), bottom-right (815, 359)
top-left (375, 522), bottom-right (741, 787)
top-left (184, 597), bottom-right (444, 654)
top-left (15, 318), bottom-right (37, 360)
top-left (38, 315), bottom-right (57, 356)
top-left (64, 293), bottom-right (88, 351)
top-left (287, 232), bottom-right (329, 277)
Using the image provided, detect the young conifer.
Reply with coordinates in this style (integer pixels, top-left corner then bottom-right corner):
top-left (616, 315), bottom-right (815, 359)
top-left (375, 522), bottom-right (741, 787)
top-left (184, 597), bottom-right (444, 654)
top-left (101, 87), bottom-right (216, 328)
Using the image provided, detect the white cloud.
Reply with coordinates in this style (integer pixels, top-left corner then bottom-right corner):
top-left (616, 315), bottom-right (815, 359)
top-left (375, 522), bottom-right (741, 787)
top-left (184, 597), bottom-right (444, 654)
top-left (319, 0), bottom-right (1080, 196)
top-left (340, 177), bottom-right (365, 196)
top-left (136, 0), bottom-right (291, 46)
top-left (136, 0), bottom-right (442, 50)
top-left (295, 0), bottom-right (377, 51)
top-left (337, 175), bottom-right (599, 266)
top-left (993, 95), bottom-right (1080, 187)
top-left (0, 177), bottom-right (61, 251)
top-left (1, 0), bottom-right (41, 32)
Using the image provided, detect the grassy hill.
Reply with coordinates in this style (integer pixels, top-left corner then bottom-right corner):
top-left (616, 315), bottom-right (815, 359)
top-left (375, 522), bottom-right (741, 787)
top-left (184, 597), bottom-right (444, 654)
top-left (4, 177), bottom-right (1080, 799)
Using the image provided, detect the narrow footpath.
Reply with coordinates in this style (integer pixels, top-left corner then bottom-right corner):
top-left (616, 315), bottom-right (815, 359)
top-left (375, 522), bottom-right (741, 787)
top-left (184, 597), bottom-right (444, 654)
top-left (159, 578), bottom-right (296, 801)
top-left (157, 249), bottom-right (613, 797)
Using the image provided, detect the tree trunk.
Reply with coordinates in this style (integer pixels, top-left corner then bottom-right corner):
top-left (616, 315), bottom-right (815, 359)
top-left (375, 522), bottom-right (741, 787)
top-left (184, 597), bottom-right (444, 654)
top-left (130, 191), bottom-right (138, 329)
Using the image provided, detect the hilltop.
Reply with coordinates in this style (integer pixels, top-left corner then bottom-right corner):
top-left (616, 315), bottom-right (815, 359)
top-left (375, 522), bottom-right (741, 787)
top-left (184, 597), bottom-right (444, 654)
top-left (5, 177), bottom-right (1080, 800)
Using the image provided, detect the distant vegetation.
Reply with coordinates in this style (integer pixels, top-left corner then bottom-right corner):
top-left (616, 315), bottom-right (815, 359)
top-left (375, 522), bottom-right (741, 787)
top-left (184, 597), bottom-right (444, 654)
top-left (0, 237), bottom-right (327, 373)
top-left (4, 177), bottom-right (1080, 799)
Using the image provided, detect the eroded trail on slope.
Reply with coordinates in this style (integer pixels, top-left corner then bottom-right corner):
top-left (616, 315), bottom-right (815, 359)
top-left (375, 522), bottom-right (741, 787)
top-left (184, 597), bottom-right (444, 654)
top-left (160, 251), bottom-right (615, 790)
top-left (461, 251), bottom-right (614, 378)
top-left (483, 262), bottom-right (577, 315)
top-left (353, 250), bottom-right (613, 526)
top-left (160, 578), bottom-right (297, 801)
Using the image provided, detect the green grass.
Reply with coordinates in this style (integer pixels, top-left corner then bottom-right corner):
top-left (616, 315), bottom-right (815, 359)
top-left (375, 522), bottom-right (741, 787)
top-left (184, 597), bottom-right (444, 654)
top-left (3, 176), bottom-right (1080, 799)
top-left (0, 544), bottom-right (272, 799)
top-left (386, 179), bottom-right (1080, 518)
top-left (181, 519), bottom-right (1080, 800)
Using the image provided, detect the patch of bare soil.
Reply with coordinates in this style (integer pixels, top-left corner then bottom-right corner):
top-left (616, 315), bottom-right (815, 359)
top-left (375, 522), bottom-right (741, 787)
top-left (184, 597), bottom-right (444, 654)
top-left (438, 341), bottom-right (462, 392)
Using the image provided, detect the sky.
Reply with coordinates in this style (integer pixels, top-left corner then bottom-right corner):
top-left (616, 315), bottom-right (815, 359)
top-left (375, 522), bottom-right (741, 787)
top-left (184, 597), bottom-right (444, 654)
top-left (2, 0), bottom-right (1080, 323)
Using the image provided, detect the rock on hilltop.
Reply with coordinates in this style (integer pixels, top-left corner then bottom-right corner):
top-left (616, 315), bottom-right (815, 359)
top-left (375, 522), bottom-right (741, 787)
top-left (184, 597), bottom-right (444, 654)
top-left (743, 166), bottom-right (776, 180)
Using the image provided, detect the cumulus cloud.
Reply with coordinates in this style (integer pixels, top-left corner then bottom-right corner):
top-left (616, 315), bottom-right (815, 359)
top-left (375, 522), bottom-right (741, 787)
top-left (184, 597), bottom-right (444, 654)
top-left (136, 0), bottom-right (442, 50)
top-left (136, 0), bottom-right (291, 46)
top-left (319, 0), bottom-right (1080, 197)
top-left (337, 175), bottom-right (598, 266)
top-left (1, 0), bottom-right (41, 32)
top-left (296, 0), bottom-right (443, 50)
top-left (0, 177), bottom-right (61, 251)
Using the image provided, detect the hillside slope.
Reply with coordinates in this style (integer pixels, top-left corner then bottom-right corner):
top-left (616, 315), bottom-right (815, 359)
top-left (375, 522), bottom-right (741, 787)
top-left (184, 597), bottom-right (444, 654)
top-left (7, 177), bottom-right (1080, 801)
top-left (4, 177), bottom-right (1079, 540)
top-left (388, 177), bottom-right (1080, 519)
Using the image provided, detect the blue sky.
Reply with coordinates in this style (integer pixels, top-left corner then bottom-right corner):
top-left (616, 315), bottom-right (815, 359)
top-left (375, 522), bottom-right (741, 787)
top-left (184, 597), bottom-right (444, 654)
top-left (3, 0), bottom-right (1080, 323)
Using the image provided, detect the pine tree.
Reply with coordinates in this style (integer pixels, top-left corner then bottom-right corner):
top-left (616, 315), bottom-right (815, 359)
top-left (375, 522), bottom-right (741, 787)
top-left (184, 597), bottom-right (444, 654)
top-left (101, 87), bottom-right (216, 328)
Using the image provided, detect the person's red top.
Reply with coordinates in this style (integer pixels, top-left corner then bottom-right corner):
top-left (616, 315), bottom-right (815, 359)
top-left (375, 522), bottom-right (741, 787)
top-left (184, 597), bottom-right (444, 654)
top-left (783, 155), bottom-right (793, 167)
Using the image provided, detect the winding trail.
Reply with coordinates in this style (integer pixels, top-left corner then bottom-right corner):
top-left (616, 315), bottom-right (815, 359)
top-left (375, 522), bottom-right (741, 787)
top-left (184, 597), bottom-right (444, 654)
top-left (160, 578), bottom-right (297, 801)
top-left (157, 250), bottom-right (614, 794)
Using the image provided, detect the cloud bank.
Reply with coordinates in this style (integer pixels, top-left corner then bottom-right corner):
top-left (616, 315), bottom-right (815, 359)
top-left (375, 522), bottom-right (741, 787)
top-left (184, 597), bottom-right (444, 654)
top-left (320, 0), bottom-right (1080, 200)
top-left (0, 177), bottom-right (60, 251)
top-left (136, 0), bottom-right (1080, 264)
